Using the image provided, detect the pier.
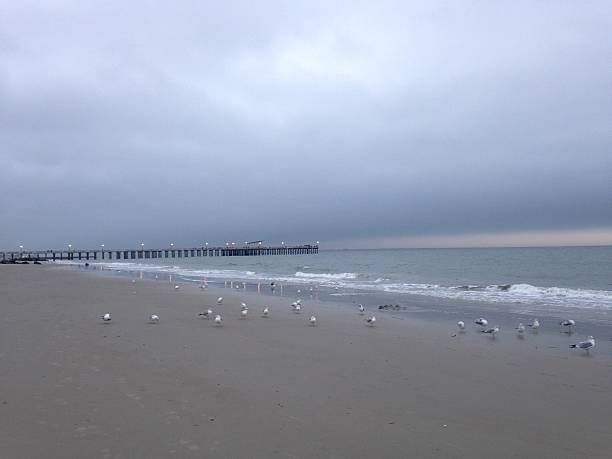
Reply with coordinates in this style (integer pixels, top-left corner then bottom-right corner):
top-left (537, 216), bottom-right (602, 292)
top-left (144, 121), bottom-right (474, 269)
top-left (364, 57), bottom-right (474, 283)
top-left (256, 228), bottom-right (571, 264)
top-left (1, 244), bottom-right (319, 262)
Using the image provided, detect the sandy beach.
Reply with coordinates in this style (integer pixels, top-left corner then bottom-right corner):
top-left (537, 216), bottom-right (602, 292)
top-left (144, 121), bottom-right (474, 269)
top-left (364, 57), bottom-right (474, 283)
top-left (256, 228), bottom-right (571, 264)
top-left (1, 264), bottom-right (611, 458)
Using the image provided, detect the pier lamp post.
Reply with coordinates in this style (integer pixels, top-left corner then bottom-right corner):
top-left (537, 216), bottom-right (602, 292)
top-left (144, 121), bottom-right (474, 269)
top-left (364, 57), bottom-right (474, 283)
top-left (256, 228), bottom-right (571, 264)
top-left (205, 242), bottom-right (208, 247)
top-left (316, 241), bottom-right (320, 245)
top-left (68, 244), bottom-right (72, 251)
top-left (231, 242), bottom-right (235, 246)
top-left (225, 242), bottom-right (229, 247)
top-left (100, 244), bottom-right (105, 260)
top-left (281, 241), bottom-right (285, 246)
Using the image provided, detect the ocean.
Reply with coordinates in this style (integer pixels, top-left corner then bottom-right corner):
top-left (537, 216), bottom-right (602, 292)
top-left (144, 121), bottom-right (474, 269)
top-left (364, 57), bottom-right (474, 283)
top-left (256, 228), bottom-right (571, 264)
top-left (59, 246), bottom-right (612, 323)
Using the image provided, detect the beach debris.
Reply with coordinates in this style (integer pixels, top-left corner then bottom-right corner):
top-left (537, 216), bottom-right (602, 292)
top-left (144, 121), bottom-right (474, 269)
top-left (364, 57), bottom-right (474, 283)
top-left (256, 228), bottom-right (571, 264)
top-left (528, 318), bottom-right (540, 331)
top-left (365, 316), bottom-right (376, 327)
top-left (216, 297), bottom-right (223, 305)
top-left (560, 319), bottom-right (575, 333)
top-left (214, 315), bottom-right (223, 326)
top-left (481, 326), bottom-right (500, 337)
top-left (149, 314), bottom-right (160, 324)
top-left (515, 323), bottom-right (526, 334)
top-left (198, 309), bottom-right (213, 319)
top-left (377, 304), bottom-right (404, 311)
top-left (358, 304), bottom-right (365, 315)
top-left (262, 307), bottom-right (269, 317)
top-left (309, 315), bottom-right (317, 326)
top-left (475, 318), bottom-right (488, 327)
top-left (240, 309), bottom-right (248, 319)
top-left (457, 321), bottom-right (465, 331)
top-left (570, 336), bottom-right (595, 353)
top-left (101, 313), bottom-right (112, 322)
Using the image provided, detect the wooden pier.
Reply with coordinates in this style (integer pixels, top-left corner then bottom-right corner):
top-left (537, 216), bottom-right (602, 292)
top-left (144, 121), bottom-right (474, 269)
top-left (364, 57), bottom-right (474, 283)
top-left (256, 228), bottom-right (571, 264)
top-left (1, 244), bottom-right (318, 262)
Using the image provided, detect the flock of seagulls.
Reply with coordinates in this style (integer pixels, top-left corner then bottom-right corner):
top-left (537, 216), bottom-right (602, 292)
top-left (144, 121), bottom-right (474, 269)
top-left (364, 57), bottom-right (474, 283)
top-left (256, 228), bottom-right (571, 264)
top-left (107, 279), bottom-right (599, 355)
top-left (453, 316), bottom-right (596, 353)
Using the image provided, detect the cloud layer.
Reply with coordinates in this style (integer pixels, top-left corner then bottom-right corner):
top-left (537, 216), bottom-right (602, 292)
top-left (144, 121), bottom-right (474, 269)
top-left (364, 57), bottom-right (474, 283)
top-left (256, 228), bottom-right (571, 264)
top-left (1, 1), bottom-right (611, 249)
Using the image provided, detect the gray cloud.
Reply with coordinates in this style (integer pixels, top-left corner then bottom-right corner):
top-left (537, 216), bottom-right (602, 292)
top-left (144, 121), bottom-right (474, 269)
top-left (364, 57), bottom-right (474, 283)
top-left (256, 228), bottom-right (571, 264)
top-left (1, 0), bottom-right (611, 249)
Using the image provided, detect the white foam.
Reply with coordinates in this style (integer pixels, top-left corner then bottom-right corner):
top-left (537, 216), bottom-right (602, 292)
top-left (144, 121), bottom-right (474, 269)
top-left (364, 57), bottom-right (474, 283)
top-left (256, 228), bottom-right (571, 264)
top-left (294, 271), bottom-right (357, 280)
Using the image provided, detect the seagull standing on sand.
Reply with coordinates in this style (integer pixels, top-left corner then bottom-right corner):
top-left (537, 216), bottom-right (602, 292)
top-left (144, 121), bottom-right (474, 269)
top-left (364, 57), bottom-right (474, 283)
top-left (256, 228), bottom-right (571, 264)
top-left (365, 316), bottom-right (376, 327)
top-left (481, 326), bottom-right (500, 337)
top-left (217, 297), bottom-right (223, 305)
top-left (240, 302), bottom-right (248, 310)
top-left (214, 315), bottom-right (223, 326)
top-left (294, 304), bottom-right (302, 314)
top-left (475, 318), bottom-right (488, 328)
top-left (309, 315), bottom-right (317, 326)
top-left (515, 323), bottom-right (525, 334)
top-left (174, 285), bottom-right (180, 290)
top-left (240, 309), bottom-right (248, 319)
top-left (560, 319), bottom-right (575, 333)
top-left (198, 309), bottom-right (213, 319)
top-left (149, 314), bottom-right (160, 323)
top-left (262, 307), bottom-right (269, 317)
top-left (131, 279), bottom-right (136, 284)
top-left (101, 313), bottom-right (112, 322)
top-left (358, 304), bottom-right (365, 315)
top-left (528, 318), bottom-right (540, 331)
top-left (457, 321), bottom-right (466, 331)
top-left (570, 336), bottom-right (595, 353)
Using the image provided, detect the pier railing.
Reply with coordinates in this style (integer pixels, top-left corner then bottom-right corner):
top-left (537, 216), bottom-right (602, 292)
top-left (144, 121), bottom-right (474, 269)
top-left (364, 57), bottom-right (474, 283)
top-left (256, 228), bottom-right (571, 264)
top-left (1, 244), bottom-right (319, 262)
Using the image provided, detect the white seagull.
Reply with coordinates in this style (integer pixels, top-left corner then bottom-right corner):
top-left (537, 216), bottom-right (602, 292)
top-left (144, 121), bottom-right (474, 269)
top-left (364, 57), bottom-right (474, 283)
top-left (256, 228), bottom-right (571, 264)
top-left (149, 314), bottom-right (160, 323)
top-left (240, 302), bottom-right (248, 311)
top-left (214, 314), bottom-right (223, 326)
top-left (216, 297), bottom-right (223, 305)
top-left (240, 309), bottom-right (248, 319)
top-left (570, 336), bottom-right (595, 353)
top-left (481, 326), bottom-right (500, 337)
top-left (296, 299), bottom-right (302, 306)
top-left (365, 316), bottom-right (376, 327)
top-left (475, 318), bottom-right (488, 327)
top-left (457, 321), bottom-right (466, 330)
top-left (358, 304), bottom-right (365, 315)
top-left (174, 285), bottom-right (180, 290)
top-left (528, 318), bottom-right (540, 331)
top-left (560, 319), bottom-right (575, 333)
top-left (515, 323), bottom-right (526, 334)
top-left (262, 307), bottom-right (269, 317)
top-left (309, 315), bottom-right (317, 326)
top-left (198, 309), bottom-right (213, 319)
top-left (291, 301), bottom-right (298, 310)
top-left (131, 279), bottom-right (136, 284)
top-left (294, 304), bottom-right (302, 314)
top-left (101, 313), bottom-right (112, 322)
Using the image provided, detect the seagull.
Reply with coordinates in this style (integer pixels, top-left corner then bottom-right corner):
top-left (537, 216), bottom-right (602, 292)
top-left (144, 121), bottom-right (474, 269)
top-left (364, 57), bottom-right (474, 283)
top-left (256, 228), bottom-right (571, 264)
top-left (560, 319), bottom-right (575, 333)
top-left (262, 307), bottom-right (269, 317)
top-left (309, 315), bottom-right (317, 326)
top-left (358, 304), bottom-right (365, 315)
top-left (570, 336), bottom-right (595, 353)
top-left (240, 302), bottom-right (248, 311)
top-left (240, 309), bottom-right (248, 319)
top-left (131, 279), bottom-right (136, 284)
top-left (198, 309), bottom-right (213, 319)
top-left (297, 289), bottom-right (301, 294)
top-left (101, 313), bottom-right (112, 322)
top-left (515, 323), bottom-right (526, 334)
top-left (154, 274), bottom-right (158, 279)
top-left (296, 299), bottom-right (302, 306)
top-left (457, 321), bottom-right (465, 330)
top-left (214, 314), bottom-right (223, 326)
top-left (481, 326), bottom-right (500, 337)
top-left (475, 318), bottom-right (488, 327)
top-left (174, 285), bottom-right (180, 290)
top-left (217, 297), bottom-right (223, 305)
top-left (291, 301), bottom-right (298, 310)
top-left (294, 304), bottom-right (301, 314)
top-left (365, 316), bottom-right (376, 327)
top-left (199, 284), bottom-right (206, 289)
top-left (149, 314), bottom-right (160, 323)
top-left (528, 318), bottom-right (540, 331)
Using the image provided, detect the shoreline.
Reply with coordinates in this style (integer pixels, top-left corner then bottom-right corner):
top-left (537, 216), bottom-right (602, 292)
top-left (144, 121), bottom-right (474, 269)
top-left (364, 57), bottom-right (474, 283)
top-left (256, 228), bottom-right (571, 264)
top-left (2, 264), bottom-right (612, 458)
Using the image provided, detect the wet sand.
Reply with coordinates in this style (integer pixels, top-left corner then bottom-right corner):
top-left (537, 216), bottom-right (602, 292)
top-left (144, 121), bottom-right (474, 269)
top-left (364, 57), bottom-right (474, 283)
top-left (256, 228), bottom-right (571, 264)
top-left (1, 265), bottom-right (611, 458)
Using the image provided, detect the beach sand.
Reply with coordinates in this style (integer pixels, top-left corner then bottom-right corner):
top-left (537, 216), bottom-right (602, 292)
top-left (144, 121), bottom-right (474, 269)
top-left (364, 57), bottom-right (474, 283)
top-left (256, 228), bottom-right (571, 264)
top-left (1, 265), bottom-right (611, 458)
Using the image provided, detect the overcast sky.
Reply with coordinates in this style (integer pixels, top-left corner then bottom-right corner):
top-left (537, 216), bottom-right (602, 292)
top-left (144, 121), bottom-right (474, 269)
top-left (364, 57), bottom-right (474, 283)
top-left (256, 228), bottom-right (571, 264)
top-left (1, 0), bottom-right (611, 250)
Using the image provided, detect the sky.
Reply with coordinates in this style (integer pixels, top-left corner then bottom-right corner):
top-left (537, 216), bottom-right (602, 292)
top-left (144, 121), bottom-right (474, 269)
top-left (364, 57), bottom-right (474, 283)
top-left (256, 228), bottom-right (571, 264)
top-left (1, 0), bottom-right (611, 250)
